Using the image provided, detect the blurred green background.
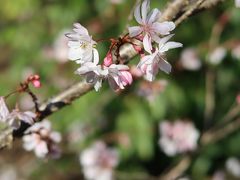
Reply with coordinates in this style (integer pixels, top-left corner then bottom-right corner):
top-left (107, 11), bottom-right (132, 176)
top-left (1, 0), bottom-right (240, 179)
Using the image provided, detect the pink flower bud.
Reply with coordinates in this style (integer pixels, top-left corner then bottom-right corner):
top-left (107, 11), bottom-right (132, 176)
top-left (103, 52), bottom-right (113, 67)
top-left (32, 80), bottom-right (41, 88)
top-left (120, 71), bottom-right (133, 86)
top-left (27, 74), bottom-right (41, 88)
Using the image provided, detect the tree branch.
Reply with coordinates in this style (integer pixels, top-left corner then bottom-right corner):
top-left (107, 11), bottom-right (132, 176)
top-left (0, 0), bottom-right (226, 149)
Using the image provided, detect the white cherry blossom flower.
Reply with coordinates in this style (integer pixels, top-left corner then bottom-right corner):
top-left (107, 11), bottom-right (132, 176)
top-left (0, 96), bottom-right (36, 129)
top-left (128, 0), bottom-right (175, 53)
top-left (80, 141), bottom-right (119, 180)
top-left (66, 23), bottom-right (99, 64)
top-left (138, 35), bottom-right (182, 81)
top-left (7, 109), bottom-right (36, 129)
top-left (76, 57), bottom-right (133, 91)
top-left (75, 58), bottom-right (105, 91)
top-left (159, 120), bottom-right (199, 156)
top-left (23, 120), bottom-right (61, 158)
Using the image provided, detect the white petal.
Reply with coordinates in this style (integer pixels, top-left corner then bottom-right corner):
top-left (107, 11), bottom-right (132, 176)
top-left (137, 54), bottom-right (154, 68)
top-left (158, 59), bottom-right (172, 74)
top-left (94, 79), bottom-right (102, 91)
top-left (35, 141), bottom-right (48, 158)
top-left (8, 118), bottom-right (20, 130)
top-left (134, 4), bottom-right (143, 24)
top-left (147, 8), bottom-right (160, 24)
top-left (160, 42), bottom-right (183, 53)
top-left (143, 34), bottom-right (152, 54)
top-left (65, 33), bottom-right (80, 40)
top-left (0, 97), bottom-right (10, 121)
top-left (152, 21), bottom-right (175, 35)
top-left (114, 64), bottom-right (129, 71)
top-left (73, 23), bottom-right (89, 35)
top-left (93, 48), bottom-right (99, 64)
top-left (68, 48), bottom-right (83, 61)
top-left (128, 26), bottom-right (142, 37)
top-left (76, 66), bottom-right (91, 75)
top-left (144, 64), bottom-right (155, 81)
top-left (67, 41), bottom-right (80, 48)
top-left (41, 120), bottom-right (52, 130)
top-left (23, 135), bottom-right (37, 151)
top-left (50, 132), bottom-right (62, 143)
top-left (158, 34), bottom-right (175, 47)
top-left (141, 0), bottom-right (150, 24)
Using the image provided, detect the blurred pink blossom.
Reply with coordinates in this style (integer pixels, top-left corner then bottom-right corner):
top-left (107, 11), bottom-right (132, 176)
top-left (180, 48), bottom-right (201, 71)
top-left (231, 44), bottom-right (240, 59)
top-left (23, 120), bottom-right (61, 158)
top-left (80, 141), bottom-right (119, 180)
top-left (208, 47), bottom-right (226, 65)
top-left (159, 120), bottom-right (200, 156)
top-left (137, 80), bottom-right (168, 101)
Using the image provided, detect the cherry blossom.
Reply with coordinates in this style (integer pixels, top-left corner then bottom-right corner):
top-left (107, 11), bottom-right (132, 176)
top-left (80, 141), bottom-right (119, 180)
top-left (0, 97), bottom-right (36, 129)
top-left (180, 48), bottom-right (202, 71)
top-left (76, 59), bottom-right (132, 91)
top-left (66, 23), bottom-right (99, 65)
top-left (106, 64), bottom-right (133, 90)
top-left (23, 120), bottom-right (61, 158)
top-left (128, 0), bottom-right (175, 52)
top-left (7, 109), bottom-right (36, 129)
top-left (225, 157), bottom-right (240, 178)
top-left (159, 120), bottom-right (199, 156)
top-left (208, 47), bottom-right (226, 65)
top-left (75, 61), bottom-right (105, 91)
top-left (138, 35), bottom-right (182, 81)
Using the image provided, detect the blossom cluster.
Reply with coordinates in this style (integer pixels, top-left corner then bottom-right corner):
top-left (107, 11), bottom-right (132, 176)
top-left (79, 141), bottom-right (119, 180)
top-left (0, 96), bottom-right (36, 130)
top-left (23, 120), bottom-right (62, 158)
top-left (66, 0), bottom-right (182, 91)
top-left (159, 120), bottom-right (200, 156)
